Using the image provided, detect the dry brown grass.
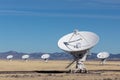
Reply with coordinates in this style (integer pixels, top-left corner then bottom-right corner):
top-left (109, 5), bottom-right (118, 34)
top-left (0, 60), bottom-right (68, 71)
top-left (0, 60), bottom-right (119, 80)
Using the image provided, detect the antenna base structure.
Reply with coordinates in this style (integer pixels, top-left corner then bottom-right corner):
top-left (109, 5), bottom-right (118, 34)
top-left (74, 60), bottom-right (87, 73)
top-left (100, 59), bottom-right (106, 65)
top-left (67, 50), bottom-right (89, 73)
top-left (58, 29), bottom-right (99, 73)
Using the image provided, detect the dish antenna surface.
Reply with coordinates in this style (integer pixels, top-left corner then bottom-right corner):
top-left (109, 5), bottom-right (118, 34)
top-left (22, 55), bottom-right (30, 61)
top-left (41, 54), bottom-right (50, 62)
top-left (97, 52), bottom-right (109, 65)
top-left (58, 29), bottom-right (99, 73)
top-left (6, 55), bottom-right (13, 61)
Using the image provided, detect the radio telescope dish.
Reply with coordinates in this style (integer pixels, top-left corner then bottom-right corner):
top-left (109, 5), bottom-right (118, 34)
top-left (41, 54), bottom-right (50, 62)
top-left (22, 55), bottom-right (30, 61)
top-left (6, 55), bottom-right (13, 61)
top-left (97, 52), bottom-right (110, 65)
top-left (58, 29), bottom-right (99, 73)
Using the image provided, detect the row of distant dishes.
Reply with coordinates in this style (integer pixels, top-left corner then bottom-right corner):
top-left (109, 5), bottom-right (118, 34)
top-left (6, 55), bottom-right (29, 60)
top-left (6, 54), bottom-right (50, 61)
top-left (6, 52), bottom-right (109, 63)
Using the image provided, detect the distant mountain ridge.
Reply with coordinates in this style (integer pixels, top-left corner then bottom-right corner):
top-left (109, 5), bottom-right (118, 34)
top-left (0, 51), bottom-right (119, 60)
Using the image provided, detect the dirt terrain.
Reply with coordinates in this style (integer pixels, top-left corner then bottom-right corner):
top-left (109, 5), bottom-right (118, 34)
top-left (0, 60), bottom-right (119, 80)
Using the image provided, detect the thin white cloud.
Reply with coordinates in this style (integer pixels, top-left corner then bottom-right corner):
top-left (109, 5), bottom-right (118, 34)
top-left (0, 10), bottom-right (25, 13)
top-left (0, 10), bottom-right (120, 19)
top-left (92, 0), bottom-right (120, 4)
top-left (67, 0), bottom-right (120, 4)
top-left (66, 0), bottom-right (120, 9)
top-left (0, 0), bottom-right (120, 11)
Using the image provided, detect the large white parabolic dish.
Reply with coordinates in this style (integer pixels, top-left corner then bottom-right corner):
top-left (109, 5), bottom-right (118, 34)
top-left (58, 30), bottom-right (99, 52)
top-left (58, 29), bottom-right (99, 72)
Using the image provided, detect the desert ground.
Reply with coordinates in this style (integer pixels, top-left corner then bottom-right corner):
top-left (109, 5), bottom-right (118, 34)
top-left (0, 60), bottom-right (119, 80)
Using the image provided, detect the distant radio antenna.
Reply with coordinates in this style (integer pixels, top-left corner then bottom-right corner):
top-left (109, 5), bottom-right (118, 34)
top-left (58, 29), bottom-right (99, 73)
top-left (41, 54), bottom-right (50, 62)
top-left (97, 52), bottom-right (110, 65)
top-left (22, 55), bottom-right (30, 61)
top-left (6, 55), bottom-right (13, 61)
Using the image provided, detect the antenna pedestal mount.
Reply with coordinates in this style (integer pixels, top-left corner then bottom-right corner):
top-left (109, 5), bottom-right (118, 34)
top-left (74, 59), bottom-right (87, 73)
top-left (68, 51), bottom-right (88, 73)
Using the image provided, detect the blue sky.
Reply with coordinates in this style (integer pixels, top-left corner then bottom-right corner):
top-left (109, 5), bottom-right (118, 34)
top-left (0, 0), bottom-right (120, 54)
